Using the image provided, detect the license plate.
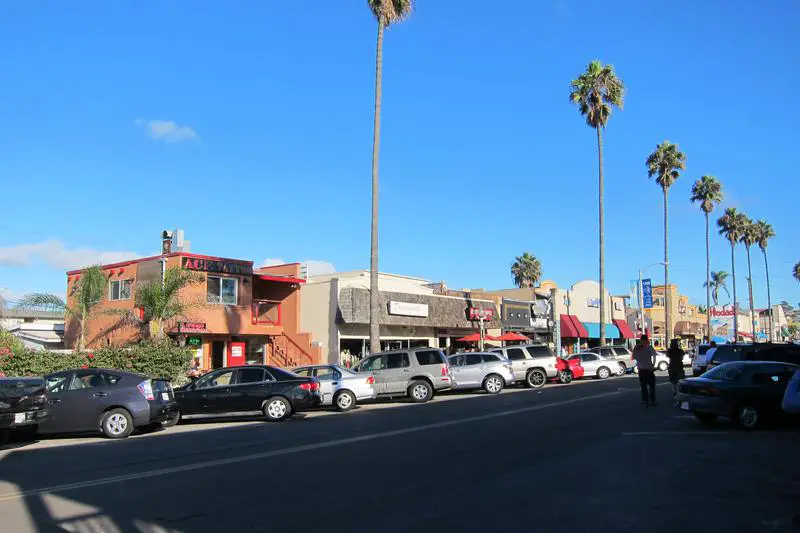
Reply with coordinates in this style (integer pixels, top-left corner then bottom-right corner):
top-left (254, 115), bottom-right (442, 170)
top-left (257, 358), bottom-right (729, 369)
top-left (161, 392), bottom-right (170, 401)
top-left (680, 401), bottom-right (689, 411)
top-left (14, 413), bottom-right (25, 423)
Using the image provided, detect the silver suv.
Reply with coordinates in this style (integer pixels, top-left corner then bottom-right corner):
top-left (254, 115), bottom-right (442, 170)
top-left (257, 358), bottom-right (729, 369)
top-left (587, 345), bottom-right (634, 374)
top-left (352, 347), bottom-right (452, 402)
top-left (488, 344), bottom-right (558, 388)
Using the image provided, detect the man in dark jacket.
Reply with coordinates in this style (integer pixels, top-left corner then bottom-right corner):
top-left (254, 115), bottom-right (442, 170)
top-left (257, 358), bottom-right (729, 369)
top-left (633, 335), bottom-right (657, 406)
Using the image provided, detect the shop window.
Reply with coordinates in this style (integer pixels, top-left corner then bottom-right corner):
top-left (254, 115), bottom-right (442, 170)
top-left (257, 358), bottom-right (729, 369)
top-left (208, 277), bottom-right (238, 305)
top-left (109, 279), bottom-right (132, 301)
top-left (253, 300), bottom-right (281, 325)
top-left (653, 296), bottom-right (665, 307)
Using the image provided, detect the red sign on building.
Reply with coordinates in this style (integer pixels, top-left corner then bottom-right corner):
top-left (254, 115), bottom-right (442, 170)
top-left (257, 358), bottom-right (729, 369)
top-left (179, 322), bottom-right (207, 333)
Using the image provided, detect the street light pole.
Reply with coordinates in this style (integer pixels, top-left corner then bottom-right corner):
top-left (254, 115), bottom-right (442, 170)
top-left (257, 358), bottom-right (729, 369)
top-left (638, 262), bottom-right (667, 342)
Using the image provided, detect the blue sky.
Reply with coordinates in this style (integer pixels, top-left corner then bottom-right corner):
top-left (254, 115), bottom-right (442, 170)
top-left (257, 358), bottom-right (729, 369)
top-left (1, 0), bottom-right (798, 310)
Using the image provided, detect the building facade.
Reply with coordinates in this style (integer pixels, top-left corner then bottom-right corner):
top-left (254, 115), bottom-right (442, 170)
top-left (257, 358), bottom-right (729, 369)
top-left (642, 284), bottom-right (707, 348)
top-left (65, 252), bottom-right (321, 370)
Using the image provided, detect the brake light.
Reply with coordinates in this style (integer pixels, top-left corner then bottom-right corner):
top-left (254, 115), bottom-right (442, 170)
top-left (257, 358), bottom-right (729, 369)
top-left (299, 382), bottom-right (320, 392)
top-left (697, 387), bottom-right (719, 397)
top-left (366, 376), bottom-right (375, 385)
top-left (441, 364), bottom-right (448, 376)
top-left (137, 380), bottom-right (155, 401)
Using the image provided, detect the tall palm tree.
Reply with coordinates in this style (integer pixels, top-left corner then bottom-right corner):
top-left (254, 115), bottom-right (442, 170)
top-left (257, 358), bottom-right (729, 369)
top-left (67, 265), bottom-right (108, 350)
top-left (690, 175), bottom-right (723, 341)
top-left (511, 253), bottom-right (543, 288)
top-left (704, 271), bottom-right (730, 306)
top-left (14, 293), bottom-right (67, 312)
top-left (717, 208), bottom-right (748, 340)
top-left (367, 0), bottom-right (413, 355)
top-left (794, 261), bottom-right (800, 283)
top-left (135, 267), bottom-right (203, 340)
top-left (570, 60), bottom-right (625, 345)
top-left (740, 218), bottom-right (759, 341)
top-left (646, 141), bottom-right (687, 347)
top-left (753, 220), bottom-right (776, 341)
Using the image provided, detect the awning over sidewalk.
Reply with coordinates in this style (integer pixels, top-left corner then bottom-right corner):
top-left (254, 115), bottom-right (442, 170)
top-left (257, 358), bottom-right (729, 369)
top-left (613, 319), bottom-right (635, 339)
top-left (583, 322), bottom-right (621, 340)
top-left (560, 314), bottom-right (589, 338)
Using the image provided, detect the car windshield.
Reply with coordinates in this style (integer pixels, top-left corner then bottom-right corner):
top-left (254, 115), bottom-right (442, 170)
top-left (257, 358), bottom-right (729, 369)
top-left (702, 363), bottom-right (745, 381)
top-left (0, 379), bottom-right (44, 397)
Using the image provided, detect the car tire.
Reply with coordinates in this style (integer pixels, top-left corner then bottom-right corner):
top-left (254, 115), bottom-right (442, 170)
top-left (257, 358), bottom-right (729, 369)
top-left (617, 362), bottom-right (627, 375)
top-left (263, 397), bottom-right (292, 421)
top-left (161, 411), bottom-right (181, 428)
top-left (525, 369), bottom-right (547, 389)
top-left (558, 370), bottom-right (573, 384)
top-left (694, 412), bottom-right (718, 426)
top-left (100, 408), bottom-right (134, 439)
top-left (483, 374), bottom-right (504, 395)
top-left (334, 390), bottom-right (356, 412)
top-left (733, 405), bottom-right (760, 430)
top-left (658, 361), bottom-right (669, 372)
top-left (597, 367), bottom-right (611, 380)
top-left (408, 380), bottom-right (433, 403)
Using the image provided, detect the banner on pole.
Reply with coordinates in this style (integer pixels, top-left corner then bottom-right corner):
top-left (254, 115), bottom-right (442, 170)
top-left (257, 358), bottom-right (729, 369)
top-left (642, 279), bottom-right (653, 309)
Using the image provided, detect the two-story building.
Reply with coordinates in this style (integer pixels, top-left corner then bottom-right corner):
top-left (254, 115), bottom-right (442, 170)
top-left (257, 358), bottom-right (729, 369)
top-left (643, 284), bottom-right (707, 348)
top-left (65, 250), bottom-right (321, 370)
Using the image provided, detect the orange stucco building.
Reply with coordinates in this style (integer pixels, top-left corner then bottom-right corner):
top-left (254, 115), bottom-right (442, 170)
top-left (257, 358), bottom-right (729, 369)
top-left (65, 252), bottom-right (321, 370)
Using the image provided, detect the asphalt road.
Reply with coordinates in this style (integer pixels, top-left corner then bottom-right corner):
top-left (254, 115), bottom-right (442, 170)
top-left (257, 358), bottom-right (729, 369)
top-left (0, 374), bottom-right (798, 533)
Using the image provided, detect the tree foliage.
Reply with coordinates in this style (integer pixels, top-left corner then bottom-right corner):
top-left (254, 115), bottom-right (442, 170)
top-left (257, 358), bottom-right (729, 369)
top-left (569, 60), bottom-right (625, 129)
top-left (704, 271), bottom-right (730, 305)
top-left (367, 0), bottom-right (413, 26)
top-left (690, 175), bottom-right (723, 214)
top-left (646, 141), bottom-right (687, 191)
top-left (511, 253), bottom-right (543, 289)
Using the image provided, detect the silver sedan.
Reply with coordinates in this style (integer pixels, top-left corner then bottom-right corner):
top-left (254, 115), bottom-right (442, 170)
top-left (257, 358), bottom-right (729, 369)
top-left (448, 352), bottom-right (515, 394)
top-left (569, 352), bottom-right (625, 379)
top-left (292, 364), bottom-right (377, 411)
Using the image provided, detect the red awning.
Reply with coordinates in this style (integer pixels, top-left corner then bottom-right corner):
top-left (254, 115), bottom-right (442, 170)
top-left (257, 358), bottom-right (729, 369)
top-left (569, 315), bottom-right (589, 338)
top-left (613, 319), bottom-right (635, 339)
top-left (495, 332), bottom-right (532, 342)
top-left (560, 315), bottom-right (578, 338)
top-left (255, 274), bottom-right (306, 284)
top-left (739, 331), bottom-right (753, 339)
top-left (456, 333), bottom-right (498, 342)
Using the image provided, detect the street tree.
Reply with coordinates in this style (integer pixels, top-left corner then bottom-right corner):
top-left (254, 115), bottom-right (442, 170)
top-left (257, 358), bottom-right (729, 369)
top-left (717, 208), bottom-right (748, 340)
top-left (753, 220), bottom-right (775, 340)
top-left (740, 217), bottom-right (759, 340)
top-left (511, 253), bottom-right (543, 288)
top-left (704, 271), bottom-right (730, 306)
top-left (690, 175), bottom-right (723, 341)
top-left (67, 265), bottom-right (107, 350)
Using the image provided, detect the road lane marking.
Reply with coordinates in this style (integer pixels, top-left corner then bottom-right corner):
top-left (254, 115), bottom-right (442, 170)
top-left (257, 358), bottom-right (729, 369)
top-left (622, 431), bottom-right (733, 436)
top-left (0, 387), bottom-right (636, 502)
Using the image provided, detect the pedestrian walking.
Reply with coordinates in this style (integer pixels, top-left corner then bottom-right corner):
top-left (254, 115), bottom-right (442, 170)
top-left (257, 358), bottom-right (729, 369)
top-left (633, 334), bottom-right (657, 406)
top-left (666, 339), bottom-right (686, 400)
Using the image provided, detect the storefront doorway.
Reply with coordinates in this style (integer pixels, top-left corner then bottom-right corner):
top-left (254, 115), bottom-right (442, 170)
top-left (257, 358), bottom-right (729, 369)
top-left (212, 341), bottom-right (225, 369)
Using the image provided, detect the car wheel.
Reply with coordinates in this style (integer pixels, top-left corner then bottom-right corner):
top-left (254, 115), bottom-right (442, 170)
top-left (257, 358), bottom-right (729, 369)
top-left (734, 405), bottom-right (760, 430)
top-left (597, 367), bottom-right (611, 380)
top-left (483, 374), bottom-right (504, 395)
top-left (617, 362), bottom-right (627, 375)
top-left (100, 408), bottom-right (134, 439)
top-left (161, 411), bottom-right (181, 428)
top-left (334, 390), bottom-right (356, 412)
top-left (526, 369), bottom-right (547, 389)
top-left (558, 370), bottom-right (573, 384)
top-left (694, 412), bottom-right (718, 426)
top-left (658, 361), bottom-right (669, 372)
top-left (408, 380), bottom-right (433, 402)
top-left (264, 397), bottom-right (291, 421)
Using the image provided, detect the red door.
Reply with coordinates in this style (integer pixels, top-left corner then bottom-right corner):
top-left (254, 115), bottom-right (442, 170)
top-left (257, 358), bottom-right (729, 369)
top-left (227, 342), bottom-right (246, 367)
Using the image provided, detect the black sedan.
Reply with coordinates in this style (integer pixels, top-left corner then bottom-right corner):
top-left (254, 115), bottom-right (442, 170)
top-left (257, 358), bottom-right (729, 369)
top-left (40, 368), bottom-right (179, 439)
top-left (0, 377), bottom-right (48, 443)
top-left (174, 365), bottom-right (321, 422)
top-left (677, 361), bottom-right (799, 430)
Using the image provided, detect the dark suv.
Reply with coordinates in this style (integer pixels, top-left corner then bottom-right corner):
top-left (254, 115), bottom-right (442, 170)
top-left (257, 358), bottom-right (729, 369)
top-left (707, 343), bottom-right (800, 370)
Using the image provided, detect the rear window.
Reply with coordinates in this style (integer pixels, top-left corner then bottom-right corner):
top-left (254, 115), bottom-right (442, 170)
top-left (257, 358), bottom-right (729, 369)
top-left (702, 362), bottom-right (745, 381)
top-left (525, 346), bottom-right (554, 359)
top-left (710, 345), bottom-right (749, 364)
top-left (415, 350), bottom-right (445, 366)
top-left (0, 379), bottom-right (44, 397)
top-left (482, 353), bottom-right (501, 363)
top-left (268, 367), bottom-right (303, 380)
top-left (237, 368), bottom-right (266, 384)
top-left (387, 353), bottom-right (411, 369)
top-left (506, 348), bottom-right (527, 361)
top-left (613, 347), bottom-right (629, 356)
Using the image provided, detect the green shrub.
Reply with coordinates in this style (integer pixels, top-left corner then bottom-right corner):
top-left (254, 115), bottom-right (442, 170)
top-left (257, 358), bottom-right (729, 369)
top-left (0, 339), bottom-right (193, 385)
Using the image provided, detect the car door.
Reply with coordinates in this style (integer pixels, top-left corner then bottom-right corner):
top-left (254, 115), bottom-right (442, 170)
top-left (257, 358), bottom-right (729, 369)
top-left (579, 353), bottom-right (600, 374)
top-left (230, 367), bottom-right (268, 412)
top-left (748, 363), bottom-right (794, 413)
top-left (356, 355), bottom-right (387, 395)
top-left (504, 347), bottom-right (528, 380)
top-left (193, 369), bottom-right (236, 414)
top-left (460, 353), bottom-right (486, 386)
top-left (383, 353), bottom-right (411, 394)
top-left (314, 366), bottom-right (341, 405)
top-left (41, 370), bottom-right (111, 433)
top-left (448, 355), bottom-right (465, 386)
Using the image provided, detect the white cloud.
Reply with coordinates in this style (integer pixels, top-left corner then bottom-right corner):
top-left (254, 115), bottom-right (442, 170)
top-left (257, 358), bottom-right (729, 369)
top-left (260, 258), bottom-right (336, 277)
top-left (134, 119), bottom-right (199, 143)
top-left (0, 240), bottom-right (139, 271)
top-left (261, 258), bottom-right (285, 267)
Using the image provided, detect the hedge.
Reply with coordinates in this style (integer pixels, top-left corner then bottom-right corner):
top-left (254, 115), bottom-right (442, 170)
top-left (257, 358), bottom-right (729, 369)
top-left (0, 333), bottom-right (194, 385)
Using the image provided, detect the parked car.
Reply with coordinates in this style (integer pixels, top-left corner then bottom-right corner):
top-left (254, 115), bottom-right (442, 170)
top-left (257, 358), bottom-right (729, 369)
top-left (587, 345), bottom-right (634, 374)
top-left (174, 365), bottom-right (320, 422)
top-left (448, 352), bottom-right (515, 394)
top-left (488, 344), bottom-right (558, 388)
top-left (39, 368), bottom-right (179, 439)
top-left (677, 361), bottom-right (800, 429)
top-left (633, 351), bottom-right (670, 373)
top-left (292, 364), bottom-right (376, 411)
top-left (554, 357), bottom-right (585, 383)
top-left (0, 377), bottom-right (48, 443)
top-left (568, 352), bottom-right (623, 379)
top-left (351, 347), bottom-right (452, 402)
top-left (707, 343), bottom-right (800, 370)
top-left (691, 343), bottom-right (714, 376)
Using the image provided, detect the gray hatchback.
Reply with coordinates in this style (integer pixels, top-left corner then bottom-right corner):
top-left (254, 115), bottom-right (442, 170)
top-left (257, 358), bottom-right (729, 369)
top-left (352, 347), bottom-right (452, 402)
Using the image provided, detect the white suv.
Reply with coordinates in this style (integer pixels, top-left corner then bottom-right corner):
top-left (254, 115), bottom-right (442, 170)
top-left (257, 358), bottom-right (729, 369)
top-left (488, 344), bottom-right (558, 388)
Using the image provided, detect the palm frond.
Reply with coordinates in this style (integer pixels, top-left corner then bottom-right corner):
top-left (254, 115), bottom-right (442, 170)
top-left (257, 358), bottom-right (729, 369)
top-left (646, 141), bottom-right (687, 191)
top-left (690, 175), bottom-right (723, 214)
top-left (569, 60), bottom-right (625, 129)
top-left (367, 0), bottom-right (413, 26)
top-left (14, 293), bottom-right (66, 311)
top-left (753, 220), bottom-right (775, 251)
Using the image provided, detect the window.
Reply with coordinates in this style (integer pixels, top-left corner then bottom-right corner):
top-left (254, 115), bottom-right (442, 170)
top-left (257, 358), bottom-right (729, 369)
top-left (449, 355), bottom-right (463, 367)
top-left (525, 346), bottom-right (554, 359)
top-left (757, 346), bottom-right (800, 365)
top-left (358, 356), bottom-right (385, 372)
top-left (386, 353), bottom-right (410, 369)
top-left (293, 368), bottom-right (312, 377)
top-left (702, 362), bottom-right (744, 381)
top-left (613, 347), bottom-right (629, 356)
top-left (69, 372), bottom-right (105, 390)
top-left (506, 348), bottom-right (526, 361)
top-left (653, 297), bottom-right (665, 307)
top-left (750, 364), bottom-right (790, 386)
top-left (237, 368), bottom-right (266, 384)
top-left (581, 353), bottom-right (598, 362)
top-left (45, 375), bottom-right (69, 393)
top-left (102, 373), bottom-right (122, 386)
top-left (600, 349), bottom-right (614, 358)
top-left (196, 369), bottom-right (235, 389)
top-left (109, 279), bottom-right (132, 301)
top-left (482, 353), bottom-right (501, 363)
top-left (253, 300), bottom-right (281, 325)
top-left (207, 276), bottom-right (238, 305)
top-left (711, 345), bottom-right (748, 364)
top-left (415, 350), bottom-right (445, 366)
top-left (315, 367), bottom-right (342, 380)
top-left (466, 354), bottom-right (483, 366)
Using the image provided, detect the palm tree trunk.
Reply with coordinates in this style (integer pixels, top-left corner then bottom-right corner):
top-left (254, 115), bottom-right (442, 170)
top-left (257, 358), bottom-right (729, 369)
top-left (369, 21), bottom-right (384, 355)
top-left (731, 244), bottom-right (738, 340)
top-left (746, 246), bottom-right (756, 341)
top-left (596, 127), bottom-right (605, 345)
top-left (663, 188), bottom-right (671, 347)
top-left (705, 212), bottom-right (711, 342)
top-left (79, 311), bottom-right (86, 351)
top-left (764, 249), bottom-right (773, 342)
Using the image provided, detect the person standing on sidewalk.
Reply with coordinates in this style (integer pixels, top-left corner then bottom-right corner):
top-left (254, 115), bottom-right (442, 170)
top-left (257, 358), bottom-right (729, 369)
top-left (666, 339), bottom-right (686, 399)
top-left (633, 334), bottom-right (657, 406)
